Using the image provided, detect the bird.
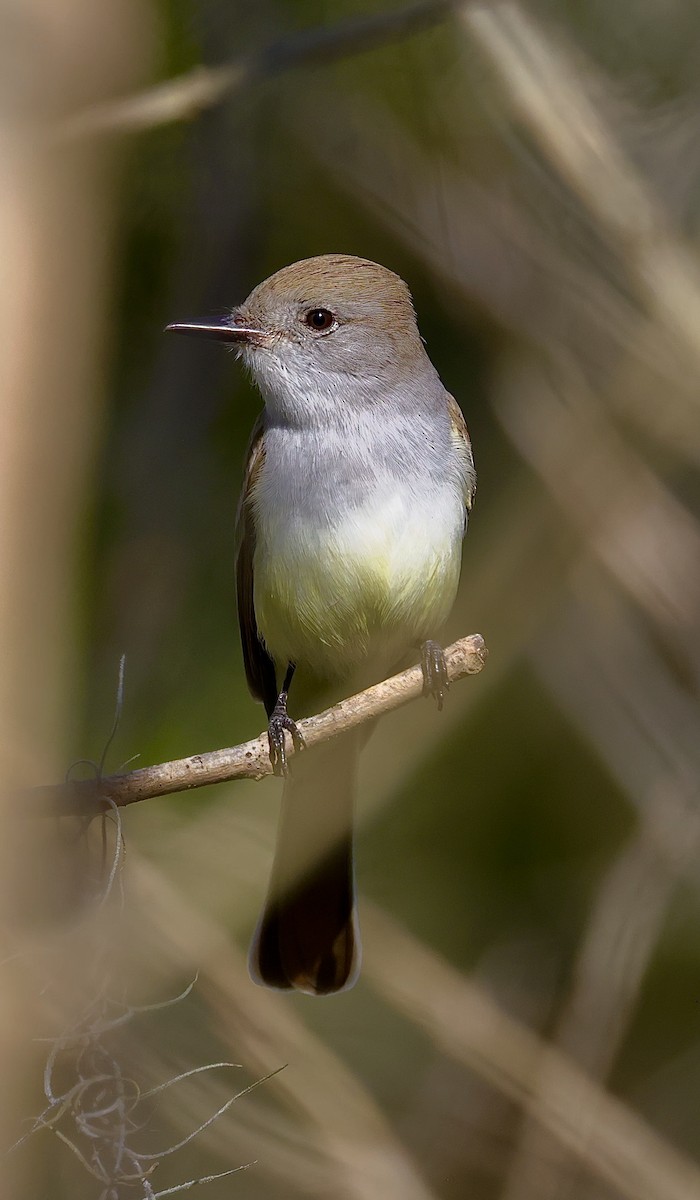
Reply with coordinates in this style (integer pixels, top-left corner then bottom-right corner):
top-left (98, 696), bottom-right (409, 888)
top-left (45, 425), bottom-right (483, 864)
top-left (166, 254), bottom-right (476, 995)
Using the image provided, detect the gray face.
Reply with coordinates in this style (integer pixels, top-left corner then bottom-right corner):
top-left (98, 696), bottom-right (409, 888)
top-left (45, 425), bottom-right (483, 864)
top-left (236, 295), bottom-right (407, 387)
top-left (165, 254), bottom-right (438, 420)
top-left (234, 255), bottom-right (432, 418)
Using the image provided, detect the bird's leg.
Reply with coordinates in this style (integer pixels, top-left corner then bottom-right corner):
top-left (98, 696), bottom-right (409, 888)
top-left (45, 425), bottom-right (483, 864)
top-left (420, 639), bottom-right (449, 712)
top-left (267, 663), bottom-right (306, 777)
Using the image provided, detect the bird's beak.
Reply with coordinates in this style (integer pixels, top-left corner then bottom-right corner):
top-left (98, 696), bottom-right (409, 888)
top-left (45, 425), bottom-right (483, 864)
top-left (164, 317), bottom-right (266, 344)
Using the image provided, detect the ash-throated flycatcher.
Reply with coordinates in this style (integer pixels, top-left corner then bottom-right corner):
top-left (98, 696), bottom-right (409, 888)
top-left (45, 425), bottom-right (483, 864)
top-left (166, 255), bottom-right (476, 995)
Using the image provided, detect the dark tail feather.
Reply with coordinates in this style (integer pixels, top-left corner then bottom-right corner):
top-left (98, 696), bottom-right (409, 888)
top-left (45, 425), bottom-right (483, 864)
top-left (249, 729), bottom-right (360, 995)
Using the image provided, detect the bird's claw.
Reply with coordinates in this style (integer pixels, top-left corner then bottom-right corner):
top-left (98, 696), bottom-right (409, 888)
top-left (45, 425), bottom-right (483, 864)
top-left (421, 640), bottom-right (449, 712)
top-left (267, 695), bottom-right (306, 777)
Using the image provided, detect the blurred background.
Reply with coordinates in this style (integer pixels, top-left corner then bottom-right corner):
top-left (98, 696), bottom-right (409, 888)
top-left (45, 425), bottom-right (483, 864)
top-left (2, 0), bottom-right (700, 1196)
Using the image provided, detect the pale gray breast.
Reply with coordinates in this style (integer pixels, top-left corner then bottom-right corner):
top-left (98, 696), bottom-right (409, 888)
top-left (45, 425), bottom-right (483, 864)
top-left (256, 399), bottom-right (460, 535)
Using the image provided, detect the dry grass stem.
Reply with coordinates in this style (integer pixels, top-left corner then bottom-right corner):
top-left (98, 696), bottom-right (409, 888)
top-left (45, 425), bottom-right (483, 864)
top-left (462, 3), bottom-right (700, 375)
top-left (363, 904), bottom-right (700, 1200)
top-left (131, 855), bottom-right (442, 1200)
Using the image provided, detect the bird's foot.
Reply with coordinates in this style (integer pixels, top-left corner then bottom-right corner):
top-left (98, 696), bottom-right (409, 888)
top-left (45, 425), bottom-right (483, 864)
top-left (421, 640), bottom-right (449, 712)
top-left (267, 692), bottom-right (306, 777)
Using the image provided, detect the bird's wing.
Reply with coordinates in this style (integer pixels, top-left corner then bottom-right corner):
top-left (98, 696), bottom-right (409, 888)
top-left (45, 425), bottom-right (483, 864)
top-left (235, 413), bottom-right (279, 716)
top-left (447, 392), bottom-right (477, 518)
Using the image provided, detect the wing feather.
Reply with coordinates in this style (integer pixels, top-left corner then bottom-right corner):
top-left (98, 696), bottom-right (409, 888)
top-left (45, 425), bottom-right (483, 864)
top-left (235, 414), bottom-right (278, 716)
top-left (447, 393), bottom-right (477, 519)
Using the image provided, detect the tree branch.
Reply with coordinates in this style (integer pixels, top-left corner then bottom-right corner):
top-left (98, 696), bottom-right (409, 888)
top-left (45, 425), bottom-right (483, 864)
top-left (29, 634), bottom-right (486, 815)
top-left (55, 0), bottom-right (461, 141)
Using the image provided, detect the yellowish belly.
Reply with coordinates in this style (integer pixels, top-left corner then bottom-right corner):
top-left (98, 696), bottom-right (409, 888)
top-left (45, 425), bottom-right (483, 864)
top-left (254, 500), bottom-right (462, 678)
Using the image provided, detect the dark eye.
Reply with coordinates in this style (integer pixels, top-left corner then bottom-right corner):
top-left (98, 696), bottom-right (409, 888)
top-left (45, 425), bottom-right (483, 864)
top-left (305, 308), bottom-right (335, 332)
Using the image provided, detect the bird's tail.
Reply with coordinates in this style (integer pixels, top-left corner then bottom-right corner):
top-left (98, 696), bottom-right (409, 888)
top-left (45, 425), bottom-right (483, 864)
top-left (249, 728), bottom-right (360, 995)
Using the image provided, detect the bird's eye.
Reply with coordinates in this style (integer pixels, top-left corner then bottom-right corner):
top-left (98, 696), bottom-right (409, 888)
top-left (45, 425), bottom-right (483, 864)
top-left (305, 308), bottom-right (335, 332)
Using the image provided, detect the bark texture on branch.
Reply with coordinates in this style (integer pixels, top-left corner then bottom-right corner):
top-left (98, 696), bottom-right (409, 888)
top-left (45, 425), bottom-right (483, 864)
top-left (30, 634), bottom-right (487, 815)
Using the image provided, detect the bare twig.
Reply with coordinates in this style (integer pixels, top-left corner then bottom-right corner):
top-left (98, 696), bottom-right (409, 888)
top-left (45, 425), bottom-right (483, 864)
top-left (29, 634), bottom-right (487, 814)
top-left (55, 0), bottom-right (460, 141)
